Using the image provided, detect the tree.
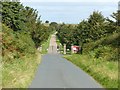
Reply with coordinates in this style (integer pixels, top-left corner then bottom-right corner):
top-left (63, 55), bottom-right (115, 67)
top-left (45, 20), bottom-right (49, 23)
top-left (49, 22), bottom-right (58, 31)
top-left (1, 2), bottom-right (25, 31)
top-left (87, 11), bottom-right (106, 41)
top-left (56, 24), bottom-right (76, 49)
top-left (76, 20), bottom-right (90, 46)
top-left (1, 1), bottom-right (53, 48)
top-left (106, 11), bottom-right (120, 33)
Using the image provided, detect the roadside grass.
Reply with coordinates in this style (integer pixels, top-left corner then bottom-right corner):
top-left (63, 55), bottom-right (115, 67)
top-left (2, 51), bottom-right (41, 88)
top-left (0, 57), bottom-right (2, 89)
top-left (64, 54), bottom-right (118, 88)
top-left (40, 31), bottom-right (56, 54)
top-left (41, 36), bottom-right (51, 54)
top-left (0, 41), bottom-right (1, 89)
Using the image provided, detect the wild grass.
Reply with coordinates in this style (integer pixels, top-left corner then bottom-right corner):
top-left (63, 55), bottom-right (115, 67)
top-left (64, 54), bottom-right (118, 88)
top-left (41, 35), bottom-right (51, 54)
top-left (2, 51), bottom-right (41, 88)
top-left (40, 31), bottom-right (57, 54)
top-left (0, 57), bottom-right (2, 89)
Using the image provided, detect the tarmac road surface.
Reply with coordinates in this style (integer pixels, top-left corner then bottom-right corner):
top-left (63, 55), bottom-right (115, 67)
top-left (29, 34), bottom-right (102, 88)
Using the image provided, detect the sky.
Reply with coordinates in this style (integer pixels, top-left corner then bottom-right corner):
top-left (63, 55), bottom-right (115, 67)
top-left (21, 0), bottom-right (119, 24)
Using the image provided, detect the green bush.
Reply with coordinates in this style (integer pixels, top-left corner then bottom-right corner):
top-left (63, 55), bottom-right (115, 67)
top-left (88, 46), bottom-right (118, 61)
top-left (2, 24), bottom-right (35, 63)
top-left (15, 31), bottom-right (35, 54)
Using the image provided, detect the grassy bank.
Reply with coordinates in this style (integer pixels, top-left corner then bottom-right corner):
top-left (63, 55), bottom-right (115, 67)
top-left (0, 57), bottom-right (2, 89)
top-left (2, 51), bottom-right (41, 88)
top-left (64, 54), bottom-right (118, 88)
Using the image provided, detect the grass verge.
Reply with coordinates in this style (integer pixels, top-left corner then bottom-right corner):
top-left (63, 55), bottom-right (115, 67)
top-left (41, 35), bottom-right (51, 54)
top-left (64, 54), bottom-right (118, 88)
top-left (0, 36), bottom-right (1, 89)
top-left (2, 50), bottom-right (41, 88)
top-left (41, 31), bottom-right (57, 54)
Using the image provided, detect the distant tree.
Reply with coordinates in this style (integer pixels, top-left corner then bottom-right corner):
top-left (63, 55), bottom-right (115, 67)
top-left (50, 22), bottom-right (57, 26)
top-left (76, 20), bottom-right (90, 46)
top-left (45, 20), bottom-right (49, 23)
top-left (50, 22), bottom-right (58, 30)
top-left (1, 0), bottom-right (11, 2)
top-left (12, 0), bottom-right (20, 2)
top-left (56, 24), bottom-right (76, 49)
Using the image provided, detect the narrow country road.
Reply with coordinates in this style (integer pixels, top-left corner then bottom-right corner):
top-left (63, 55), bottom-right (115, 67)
top-left (29, 34), bottom-right (102, 88)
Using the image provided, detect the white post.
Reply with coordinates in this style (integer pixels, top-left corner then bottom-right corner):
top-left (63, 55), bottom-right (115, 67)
top-left (64, 44), bottom-right (66, 54)
top-left (71, 44), bottom-right (74, 54)
top-left (60, 43), bottom-right (62, 53)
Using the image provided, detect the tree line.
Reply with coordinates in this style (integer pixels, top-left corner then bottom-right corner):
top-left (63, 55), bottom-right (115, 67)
top-left (56, 11), bottom-right (120, 49)
top-left (1, 1), bottom-right (54, 62)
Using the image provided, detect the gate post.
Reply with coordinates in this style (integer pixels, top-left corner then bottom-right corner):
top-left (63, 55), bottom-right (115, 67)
top-left (71, 44), bottom-right (73, 54)
top-left (64, 44), bottom-right (66, 54)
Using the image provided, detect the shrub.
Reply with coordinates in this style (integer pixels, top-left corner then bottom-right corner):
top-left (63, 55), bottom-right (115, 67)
top-left (2, 24), bottom-right (35, 63)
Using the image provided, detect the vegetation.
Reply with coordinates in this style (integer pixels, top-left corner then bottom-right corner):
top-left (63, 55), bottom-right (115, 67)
top-left (56, 11), bottom-right (119, 88)
top-left (1, 1), bottom-right (53, 88)
top-left (1, 0), bottom-right (119, 88)
top-left (41, 35), bottom-right (51, 54)
top-left (57, 23), bottom-right (77, 49)
top-left (2, 51), bottom-right (41, 88)
top-left (64, 54), bottom-right (118, 88)
top-left (56, 11), bottom-right (119, 49)
top-left (1, 1), bottom-right (53, 48)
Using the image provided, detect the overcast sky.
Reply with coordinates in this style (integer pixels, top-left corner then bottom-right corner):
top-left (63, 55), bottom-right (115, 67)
top-left (21, 0), bottom-right (119, 24)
